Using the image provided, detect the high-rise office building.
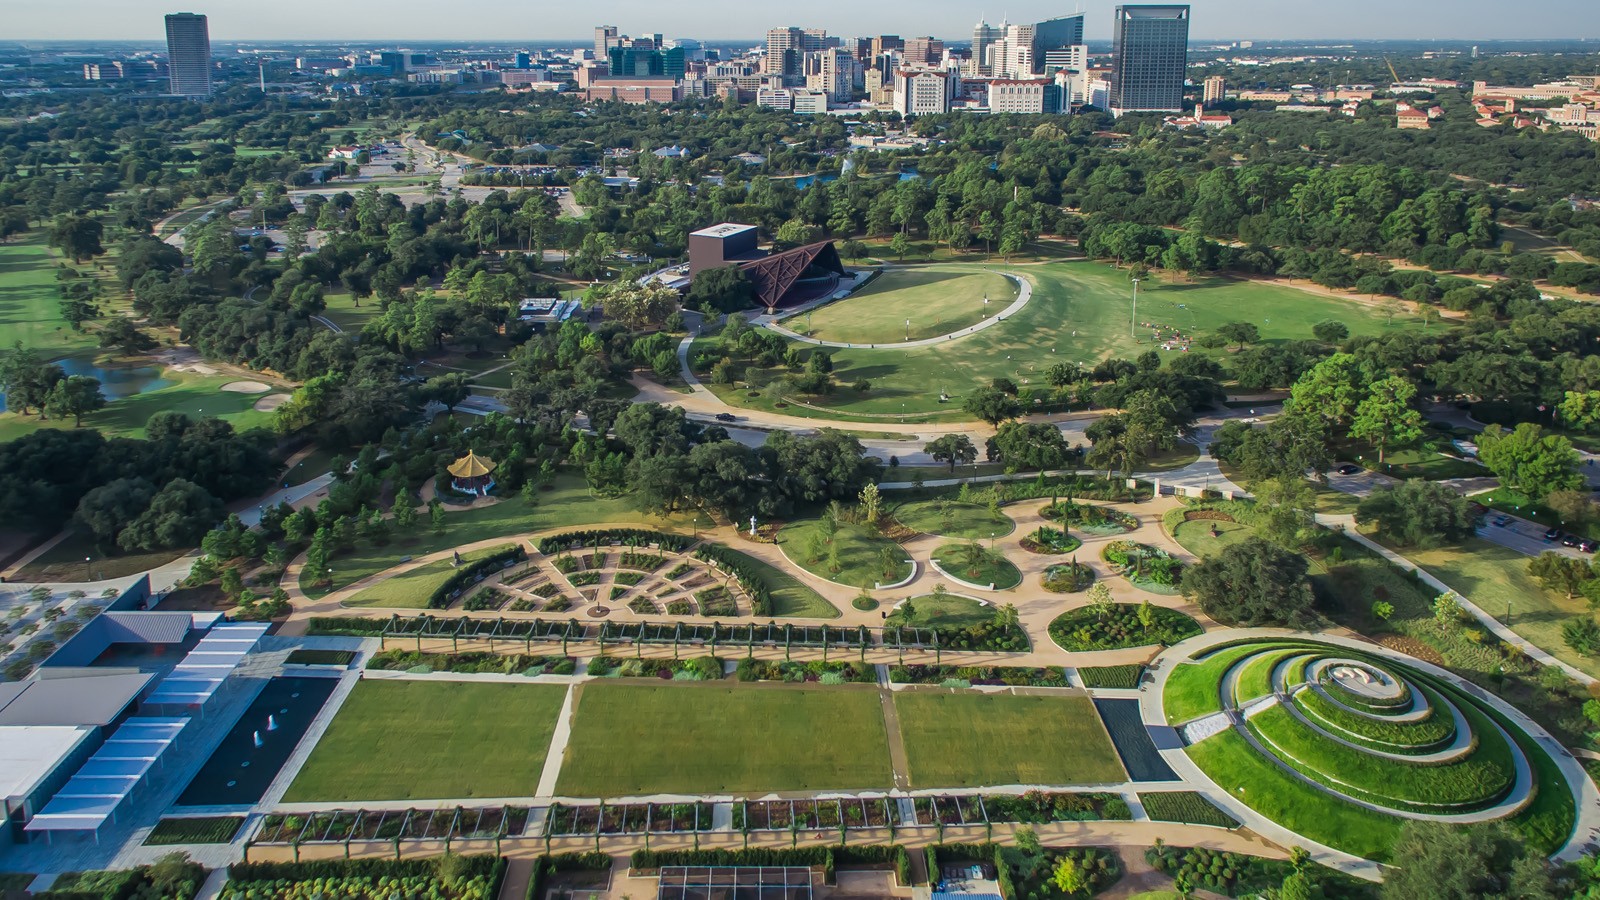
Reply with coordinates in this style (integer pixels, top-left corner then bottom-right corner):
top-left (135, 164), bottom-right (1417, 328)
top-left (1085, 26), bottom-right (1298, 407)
top-left (1203, 74), bottom-right (1225, 103)
top-left (594, 26), bottom-right (620, 61)
top-left (765, 27), bottom-right (827, 84)
top-left (903, 37), bottom-right (944, 66)
top-left (1032, 14), bottom-right (1085, 74)
top-left (971, 22), bottom-right (1000, 75)
top-left (1110, 5), bottom-right (1190, 114)
top-left (870, 35), bottom-right (904, 58)
top-left (164, 12), bottom-right (212, 98)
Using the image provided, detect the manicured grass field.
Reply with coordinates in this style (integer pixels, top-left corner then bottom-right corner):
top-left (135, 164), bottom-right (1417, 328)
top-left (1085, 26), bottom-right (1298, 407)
top-left (888, 593), bottom-right (994, 628)
top-left (1185, 729), bottom-right (1403, 862)
top-left (343, 543), bottom-right (520, 609)
top-left (701, 261), bottom-right (1427, 421)
top-left (931, 542), bottom-right (1022, 590)
top-left (724, 546), bottom-right (839, 618)
top-left (1162, 644), bottom-right (1299, 724)
top-left (556, 683), bottom-right (892, 794)
top-left (12, 530), bottom-right (185, 583)
top-left (894, 691), bottom-right (1125, 788)
top-left (891, 499), bottom-right (1015, 539)
top-left (284, 680), bottom-right (566, 801)
top-left (317, 290), bottom-right (381, 332)
top-left (1170, 520), bottom-right (1255, 559)
top-left (0, 234), bottom-right (99, 360)
top-left (779, 519), bottom-right (911, 588)
top-left (792, 266), bottom-right (1017, 344)
top-left (0, 370), bottom-right (276, 442)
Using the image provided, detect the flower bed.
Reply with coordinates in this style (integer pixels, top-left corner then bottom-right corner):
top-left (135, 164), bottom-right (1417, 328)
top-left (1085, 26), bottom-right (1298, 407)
top-left (614, 571), bottom-right (648, 587)
top-left (619, 552), bottom-right (666, 572)
top-left (1048, 604), bottom-right (1202, 651)
top-left (144, 816), bottom-right (245, 845)
top-left (428, 545), bottom-right (526, 609)
top-left (1138, 791), bottom-right (1239, 828)
top-left (462, 588), bottom-right (510, 611)
top-left (1100, 541), bottom-right (1184, 593)
top-left (1077, 665), bottom-right (1144, 689)
top-left (1019, 526), bottom-right (1082, 555)
top-left (530, 582), bottom-right (563, 598)
top-left (613, 656), bottom-right (724, 680)
top-left (1041, 562), bottom-right (1096, 593)
top-left (694, 585), bottom-right (740, 617)
top-left (666, 562), bottom-right (695, 579)
top-left (221, 855), bottom-right (504, 900)
top-left (888, 664), bottom-right (1069, 687)
top-left (629, 596), bottom-right (660, 614)
top-left (568, 571), bottom-right (602, 587)
top-left (366, 649), bottom-right (576, 675)
top-left (666, 599), bottom-right (692, 615)
top-left (1043, 502), bottom-right (1137, 535)
top-left (735, 658), bottom-right (875, 684)
top-left (545, 596), bottom-right (572, 612)
top-left (979, 791), bottom-right (1132, 823)
top-left (930, 543), bottom-right (1022, 590)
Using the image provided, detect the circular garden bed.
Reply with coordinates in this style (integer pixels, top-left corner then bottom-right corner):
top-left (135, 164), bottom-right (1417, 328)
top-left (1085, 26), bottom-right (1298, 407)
top-left (931, 542), bottom-right (1022, 590)
top-left (1048, 603), bottom-right (1202, 651)
top-left (1042, 562), bottom-right (1096, 593)
top-left (1020, 525), bottom-right (1082, 555)
top-left (1101, 540), bottom-right (1184, 595)
top-left (1043, 502), bottom-right (1137, 535)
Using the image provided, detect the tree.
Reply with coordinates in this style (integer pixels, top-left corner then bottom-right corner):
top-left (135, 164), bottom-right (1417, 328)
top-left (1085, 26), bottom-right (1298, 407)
top-left (49, 214), bottom-right (104, 262)
top-left (1529, 552), bottom-right (1593, 600)
top-left (1285, 353), bottom-right (1365, 426)
top-left (1311, 319), bottom-right (1349, 343)
top-left (1379, 822), bottom-right (1559, 900)
top-left (97, 318), bottom-right (156, 357)
top-left (986, 421), bottom-right (1071, 471)
top-left (926, 434), bottom-right (978, 473)
top-left (117, 479), bottom-right (224, 551)
top-left (1355, 480), bottom-right (1479, 548)
top-left (75, 477), bottom-right (157, 546)
top-left (1350, 376), bottom-right (1423, 464)
top-left (1181, 538), bottom-right (1314, 627)
top-left (889, 231), bottom-right (910, 261)
top-left (420, 372), bottom-right (472, 411)
top-left (1217, 321), bottom-right (1260, 350)
top-left (1544, 489), bottom-right (1599, 529)
top-left (44, 375), bottom-right (105, 426)
top-left (392, 498), bottom-right (417, 534)
top-left (684, 264), bottom-right (755, 315)
top-left (963, 387), bottom-right (1020, 427)
top-left (1476, 423), bottom-right (1583, 501)
top-left (858, 482), bottom-right (882, 528)
top-left (1051, 858), bottom-right (1086, 897)
top-left (0, 344), bottom-right (62, 415)
top-left (599, 280), bottom-right (680, 330)
top-left (429, 499), bottom-right (447, 535)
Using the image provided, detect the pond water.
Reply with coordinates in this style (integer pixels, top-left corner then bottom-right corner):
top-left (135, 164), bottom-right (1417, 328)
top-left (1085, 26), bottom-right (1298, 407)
top-left (785, 167), bottom-right (922, 190)
top-left (0, 355), bottom-right (170, 408)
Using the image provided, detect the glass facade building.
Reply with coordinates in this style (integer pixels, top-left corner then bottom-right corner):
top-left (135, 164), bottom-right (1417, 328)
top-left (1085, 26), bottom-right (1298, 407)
top-left (1110, 5), bottom-right (1189, 113)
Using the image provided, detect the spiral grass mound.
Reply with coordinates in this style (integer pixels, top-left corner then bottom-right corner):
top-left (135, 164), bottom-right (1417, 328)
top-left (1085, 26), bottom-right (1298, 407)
top-left (1162, 638), bottom-right (1573, 853)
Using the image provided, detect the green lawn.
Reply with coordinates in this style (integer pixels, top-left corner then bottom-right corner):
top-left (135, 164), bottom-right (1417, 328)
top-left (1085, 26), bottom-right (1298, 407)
top-left (723, 546), bottom-right (839, 618)
top-left (894, 691), bottom-right (1125, 788)
top-left (342, 543), bottom-right (519, 608)
top-left (557, 683), bottom-right (892, 794)
top-left (891, 499), bottom-right (1015, 540)
top-left (318, 290), bottom-right (381, 332)
top-left (698, 261), bottom-right (1427, 421)
top-left (779, 519), bottom-right (911, 588)
top-left (0, 234), bottom-right (100, 360)
top-left (931, 542), bottom-right (1022, 589)
top-left (790, 266), bottom-right (1017, 344)
top-left (1170, 519), bottom-right (1254, 558)
top-left (1163, 644), bottom-right (1299, 724)
top-left (0, 370), bottom-right (276, 442)
top-left (284, 680), bottom-right (566, 801)
top-left (1185, 729), bottom-right (1403, 862)
top-left (302, 472), bottom-right (691, 597)
top-left (888, 593), bottom-right (995, 628)
top-left (12, 530), bottom-right (184, 583)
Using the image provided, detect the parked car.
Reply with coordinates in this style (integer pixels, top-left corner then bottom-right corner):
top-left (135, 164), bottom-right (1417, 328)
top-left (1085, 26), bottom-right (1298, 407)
top-left (1545, 527), bottom-right (1563, 541)
top-left (714, 413), bottom-right (737, 422)
top-left (1563, 534), bottom-right (1583, 548)
top-left (1581, 539), bottom-right (1599, 554)
top-left (1337, 464), bottom-right (1362, 475)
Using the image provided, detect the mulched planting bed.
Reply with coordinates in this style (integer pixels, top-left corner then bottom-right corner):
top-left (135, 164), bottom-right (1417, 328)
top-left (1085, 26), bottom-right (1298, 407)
top-left (1049, 604), bottom-right (1202, 651)
top-left (1139, 791), bottom-right (1240, 828)
top-left (888, 664), bottom-right (1069, 687)
top-left (1077, 665), bottom-right (1144, 689)
top-left (144, 816), bottom-right (245, 845)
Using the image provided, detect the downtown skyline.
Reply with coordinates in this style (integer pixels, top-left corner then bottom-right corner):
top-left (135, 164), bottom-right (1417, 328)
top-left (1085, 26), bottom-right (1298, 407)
top-left (7, 0), bottom-right (1600, 43)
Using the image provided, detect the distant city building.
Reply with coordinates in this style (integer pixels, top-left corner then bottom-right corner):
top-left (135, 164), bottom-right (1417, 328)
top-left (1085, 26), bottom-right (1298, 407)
top-left (792, 89), bottom-right (829, 114)
top-left (903, 37), bottom-right (944, 67)
top-left (893, 68), bottom-right (955, 116)
top-left (1032, 14), bottom-right (1085, 74)
top-left (971, 22), bottom-right (1000, 76)
top-left (1109, 5), bottom-right (1190, 115)
top-left (594, 26), bottom-right (621, 62)
top-left (1203, 74), bottom-right (1225, 103)
top-left (164, 12), bottom-right (212, 98)
top-left (582, 75), bottom-right (681, 104)
top-left (989, 78), bottom-right (1059, 114)
top-left (82, 62), bottom-right (124, 80)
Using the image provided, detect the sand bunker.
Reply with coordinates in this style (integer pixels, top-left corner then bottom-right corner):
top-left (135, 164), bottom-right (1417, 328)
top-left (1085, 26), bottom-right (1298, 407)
top-left (254, 393), bottom-right (291, 411)
top-left (221, 380), bottom-right (271, 394)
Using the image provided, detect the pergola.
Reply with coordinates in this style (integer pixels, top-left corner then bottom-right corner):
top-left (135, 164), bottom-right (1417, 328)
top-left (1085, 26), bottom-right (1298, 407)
top-left (447, 451), bottom-right (498, 496)
top-left (657, 866), bottom-right (815, 900)
top-left (25, 718), bottom-right (188, 842)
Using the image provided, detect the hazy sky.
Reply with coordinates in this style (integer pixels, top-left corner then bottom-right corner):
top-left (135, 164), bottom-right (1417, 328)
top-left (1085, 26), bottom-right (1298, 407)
top-left (10, 0), bottom-right (1600, 43)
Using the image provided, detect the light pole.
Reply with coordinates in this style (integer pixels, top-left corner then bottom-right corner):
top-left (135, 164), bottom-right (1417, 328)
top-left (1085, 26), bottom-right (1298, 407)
top-left (905, 318), bottom-right (910, 341)
top-left (1130, 278), bottom-right (1140, 339)
top-left (85, 557), bottom-right (91, 581)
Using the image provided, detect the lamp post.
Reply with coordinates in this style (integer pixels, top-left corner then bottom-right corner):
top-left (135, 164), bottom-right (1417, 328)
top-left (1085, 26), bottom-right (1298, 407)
top-left (1130, 278), bottom-right (1140, 339)
top-left (85, 557), bottom-right (92, 581)
top-left (905, 318), bottom-right (910, 341)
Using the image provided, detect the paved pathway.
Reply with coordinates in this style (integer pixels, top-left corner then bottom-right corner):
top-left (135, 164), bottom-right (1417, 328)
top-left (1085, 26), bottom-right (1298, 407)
top-left (535, 685), bottom-right (578, 797)
top-left (765, 273), bottom-right (1032, 349)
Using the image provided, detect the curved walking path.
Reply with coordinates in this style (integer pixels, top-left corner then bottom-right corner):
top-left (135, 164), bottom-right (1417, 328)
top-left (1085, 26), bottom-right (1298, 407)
top-left (1143, 629), bottom-right (1600, 877)
top-left (765, 273), bottom-right (1033, 349)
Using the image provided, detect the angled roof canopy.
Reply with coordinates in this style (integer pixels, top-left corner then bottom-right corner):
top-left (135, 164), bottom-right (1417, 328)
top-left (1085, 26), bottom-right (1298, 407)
top-left (447, 451), bottom-right (497, 479)
top-left (738, 241), bottom-right (846, 309)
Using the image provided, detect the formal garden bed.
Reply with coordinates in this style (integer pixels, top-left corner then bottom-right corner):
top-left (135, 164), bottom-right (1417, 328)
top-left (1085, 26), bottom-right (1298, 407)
top-left (1146, 845), bottom-right (1374, 900)
top-left (144, 816), bottom-right (245, 845)
top-left (888, 664), bottom-right (1069, 688)
top-left (887, 589), bottom-right (995, 629)
top-left (1077, 665), bottom-right (1144, 689)
top-left (912, 793), bottom-right (1130, 826)
top-left (1043, 502), bottom-right (1137, 535)
top-left (48, 857), bottom-right (207, 900)
top-left (1100, 541), bottom-right (1184, 594)
top-left (931, 542), bottom-right (1022, 590)
top-left (585, 655), bottom-right (724, 680)
top-left (1048, 603), bottom-right (1203, 652)
top-left (366, 648), bottom-right (576, 675)
top-left (1042, 562), bottom-right (1096, 593)
top-left (781, 518), bottom-right (912, 587)
top-left (1138, 792), bottom-right (1239, 828)
top-left (257, 806), bottom-right (531, 845)
top-left (220, 856), bottom-right (506, 900)
top-left (1019, 525), bottom-right (1082, 555)
top-left (735, 658), bottom-right (876, 683)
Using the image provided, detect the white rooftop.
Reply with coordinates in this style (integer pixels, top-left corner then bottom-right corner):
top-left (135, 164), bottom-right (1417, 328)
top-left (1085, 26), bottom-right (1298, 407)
top-left (0, 725), bottom-right (95, 802)
top-left (145, 622), bottom-right (268, 710)
top-left (690, 223), bottom-right (756, 239)
top-left (26, 717), bottom-right (188, 833)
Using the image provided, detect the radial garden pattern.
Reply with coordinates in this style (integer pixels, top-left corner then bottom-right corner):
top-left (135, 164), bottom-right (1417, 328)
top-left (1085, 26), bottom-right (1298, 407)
top-left (1163, 639), bottom-right (1574, 859)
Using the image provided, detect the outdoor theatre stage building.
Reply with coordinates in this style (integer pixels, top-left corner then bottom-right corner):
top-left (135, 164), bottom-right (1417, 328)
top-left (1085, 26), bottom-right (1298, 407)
top-left (687, 223), bottom-right (847, 310)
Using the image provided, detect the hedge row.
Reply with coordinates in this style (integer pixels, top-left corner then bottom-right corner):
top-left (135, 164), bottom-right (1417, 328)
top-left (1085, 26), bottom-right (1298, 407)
top-left (430, 546), bottom-right (527, 609)
top-left (226, 855), bottom-right (501, 883)
top-left (693, 543), bottom-right (774, 616)
top-left (538, 529), bottom-right (694, 554)
top-left (305, 616), bottom-right (388, 635)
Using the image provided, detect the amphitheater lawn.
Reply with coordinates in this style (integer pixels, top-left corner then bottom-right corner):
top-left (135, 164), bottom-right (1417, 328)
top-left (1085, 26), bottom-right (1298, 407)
top-left (342, 543), bottom-right (519, 608)
top-left (793, 266), bottom-right (1018, 344)
top-left (1163, 644), bottom-right (1298, 724)
top-left (284, 681), bottom-right (565, 801)
top-left (703, 261), bottom-right (1427, 421)
top-left (557, 683), bottom-right (892, 795)
top-left (895, 691), bottom-right (1124, 788)
top-left (1186, 730), bottom-right (1403, 861)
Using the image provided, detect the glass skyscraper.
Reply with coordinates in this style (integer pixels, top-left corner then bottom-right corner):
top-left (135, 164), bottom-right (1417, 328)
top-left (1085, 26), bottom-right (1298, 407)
top-left (1032, 14), bottom-right (1085, 74)
top-left (164, 12), bottom-right (212, 98)
top-left (1110, 5), bottom-right (1189, 113)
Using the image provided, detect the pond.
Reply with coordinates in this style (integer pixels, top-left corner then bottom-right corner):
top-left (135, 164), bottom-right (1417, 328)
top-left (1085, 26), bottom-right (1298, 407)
top-left (785, 168), bottom-right (922, 190)
top-left (0, 355), bottom-right (169, 407)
